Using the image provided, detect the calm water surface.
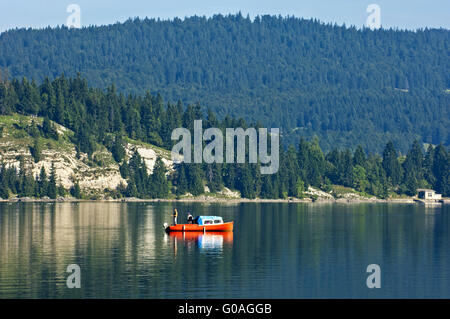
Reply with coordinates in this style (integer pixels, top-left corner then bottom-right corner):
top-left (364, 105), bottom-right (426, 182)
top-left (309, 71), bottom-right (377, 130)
top-left (0, 202), bottom-right (449, 298)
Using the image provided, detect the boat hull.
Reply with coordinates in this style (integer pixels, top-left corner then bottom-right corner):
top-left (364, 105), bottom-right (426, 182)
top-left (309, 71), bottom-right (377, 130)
top-left (167, 222), bottom-right (233, 232)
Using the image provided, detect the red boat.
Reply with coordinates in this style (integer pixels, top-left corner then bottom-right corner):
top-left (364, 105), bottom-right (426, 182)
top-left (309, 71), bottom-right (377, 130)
top-left (164, 216), bottom-right (233, 232)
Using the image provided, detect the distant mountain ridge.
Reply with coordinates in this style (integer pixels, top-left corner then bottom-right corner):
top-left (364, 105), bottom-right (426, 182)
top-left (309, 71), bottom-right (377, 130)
top-left (0, 14), bottom-right (449, 152)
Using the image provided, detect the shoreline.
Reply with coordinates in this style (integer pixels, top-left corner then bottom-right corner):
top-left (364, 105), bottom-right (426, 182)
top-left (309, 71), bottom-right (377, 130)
top-left (0, 197), bottom-right (426, 204)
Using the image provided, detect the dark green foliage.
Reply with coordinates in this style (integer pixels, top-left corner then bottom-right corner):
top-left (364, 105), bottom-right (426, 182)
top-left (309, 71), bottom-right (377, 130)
top-left (205, 163), bottom-right (223, 193)
top-left (402, 140), bottom-right (424, 195)
top-left (47, 163), bottom-right (57, 199)
top-left (30, 137), bottom-right (42, 163)
top-left (119, 161), bottom-right (130, 179)
top-left (1, 16), bottom-right (449, 152)
top-left (111, 133), bottom-right (126, 163)
top-left (297, 137), bottom-right (326, 187)
top-left (27, 120), bottom-right (40, 138)
top-left (432, 144), bottom-right (450, 195)
top-left (38, 166), bottom-right (48, 196)
top-left (353, 146), bottom-right (367, 167)
top-left (126, 180), bottom-right (138, 198)
top-left (0, 182), bottom-right (9, 199)
top-left (150, 157), bottom-right (169, 198)
top-left (175, 163), bottom-right (189, 196)
top-left (42, 116), bottom-right (58, 140)
top-left (127, 150), bottom-right (149, 197)
top-left (184, 164), bottom-right (204, 196)
top-left (236, 164), bottom-right (261, 199)
top-left (74, 125), bottom-right (96, 157)
top-left (0, 72), bottom-right (448, 199)
top-left (382, 141), bottom-right (402, 186)
top-left (123, 151), bottom-right (170, 198)
top-left (0, 160), bottom-right (71, 199)
top-left (70, 181), bottom-right (82, 199)
top-left (352, 165), bottom-right (369, 193)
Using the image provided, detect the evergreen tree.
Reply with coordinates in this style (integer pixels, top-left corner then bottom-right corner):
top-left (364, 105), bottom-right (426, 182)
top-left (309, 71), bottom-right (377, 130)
top-left (402, 140), bottom-right (424, 195)
top-left (150, 157), bottom-right (169, 198)
top-left (38, 166), bottom-right (48, 196)
top-left (432, 144), bottom-right (449, 195)
top-left (206, 163), bottom-right (223, 193)
top-left (42, 116), bottom-right (58, 140)
top-left (111, 133), bottom-right (126, 163)
top-left (70, 181), bottom-right (82, 199)
top-left (187, 164), bottom-right (204, 196)
top-left (382, 141), bottom-right (402, 186)
top-left (352, 165), bottom-right (369, 193)
top-left (126, 179), bottom-right (138, 197)
top-left (30, 137), bottom-right (42, 163)
top-left (353, 145), bottom-right (367, 167)
top-left (48, 163), bottom-right (57, 199)
top-left (175, 163), bottom-right (189, 195)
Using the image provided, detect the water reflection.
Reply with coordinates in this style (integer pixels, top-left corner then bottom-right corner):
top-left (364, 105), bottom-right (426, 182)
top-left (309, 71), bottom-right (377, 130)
top-left (0, 202), bottom-right (449, 298)
top-left (167, 232), bottom-right (233, 251)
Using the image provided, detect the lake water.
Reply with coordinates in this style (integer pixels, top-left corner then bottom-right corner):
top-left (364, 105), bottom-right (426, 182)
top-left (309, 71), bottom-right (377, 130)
top-left (0, 202), bottom-right (449, 298)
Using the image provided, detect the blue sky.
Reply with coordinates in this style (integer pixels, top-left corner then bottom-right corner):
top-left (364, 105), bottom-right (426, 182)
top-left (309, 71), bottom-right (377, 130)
top-left (0, 0), bottom-right (449, 32)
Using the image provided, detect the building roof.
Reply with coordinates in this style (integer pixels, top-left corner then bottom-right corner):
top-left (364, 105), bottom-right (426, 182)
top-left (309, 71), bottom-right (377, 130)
top-left (417, 189), bottom-right (436, 192)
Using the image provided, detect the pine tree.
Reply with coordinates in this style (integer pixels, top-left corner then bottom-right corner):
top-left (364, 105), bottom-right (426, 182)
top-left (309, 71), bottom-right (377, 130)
top-left (206, 163), bottom-right (223, 193)
top-left (353, 145), bottom-right (367, 167)
top-left (175, 163), bottom-right (188, 195)
top-left (352, 165), bottom-right (369, 192)
top-left (150, 157), bottom-right (169, 198)
top-left (38, 166), bottom-right (48, 197)
top-left (402, 140), bottom-right (424, 195)
top-left (423, 145), bottom-right (436, 186)
top-left (111, 133), bottom-right (126, 163)
top-left (187, 164), bottom-right (204, 196)
top-left (0, 182), bottom-right (9, 199)
top-left (48, 163), bottom-right (57, 199)
top-left (126, 179), bottom-right (138, 197)
top-left (119, 161), bottom-right (130, 178)
top-left (70, 181), bottom-right (82, 199)
top-left (30, 137), bottom-right (42, 163)
top-left (432, 144), bottom-right (449, 195)
top-left (42, 116), bottom-right (58, 140)
top-left (382, 141), bottom-right (402, 186)
top-left (261, 175), bottom-right (276, 198)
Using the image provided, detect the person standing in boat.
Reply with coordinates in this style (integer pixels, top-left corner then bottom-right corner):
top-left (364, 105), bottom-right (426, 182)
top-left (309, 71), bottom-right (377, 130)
top-left (187, 213), bottom-right (193, 224)
top-left (173, 208), bottom-right (178, 225)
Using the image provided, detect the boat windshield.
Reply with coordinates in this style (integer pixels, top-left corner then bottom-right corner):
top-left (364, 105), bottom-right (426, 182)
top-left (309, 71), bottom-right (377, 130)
top-left (197, 216), bottom-right (223, 225)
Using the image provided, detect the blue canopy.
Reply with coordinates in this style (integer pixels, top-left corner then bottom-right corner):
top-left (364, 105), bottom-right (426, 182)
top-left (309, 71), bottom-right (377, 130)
top-left (196, 216), bottom-right (223, 225)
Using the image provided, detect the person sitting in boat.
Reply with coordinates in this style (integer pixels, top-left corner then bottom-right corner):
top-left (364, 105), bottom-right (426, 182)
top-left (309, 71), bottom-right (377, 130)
top-left (173, 208), bottom-right (178, 225)
top-left (187, 213), bottom-right (193, 224)
top-left (193, 216), bottom-right (199, 224)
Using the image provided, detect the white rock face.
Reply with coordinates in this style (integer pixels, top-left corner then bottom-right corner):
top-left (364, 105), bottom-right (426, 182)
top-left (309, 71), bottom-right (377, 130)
top-left (0, 119), bottom-right (174, 194)
top-left (305, 186), bottom-right (334, 200)
top-left (0, 145), bottom-right (127, 191)
top-left (1, 143), bottom-right (171, 194)
top-left (125, 144), bottom-right (173, 175)
top-left (218, 187), bottom-right (241, 198)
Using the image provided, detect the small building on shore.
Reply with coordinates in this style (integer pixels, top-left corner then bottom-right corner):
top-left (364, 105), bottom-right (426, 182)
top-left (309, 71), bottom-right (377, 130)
top-left (417, 189), bottom-right (442, 200)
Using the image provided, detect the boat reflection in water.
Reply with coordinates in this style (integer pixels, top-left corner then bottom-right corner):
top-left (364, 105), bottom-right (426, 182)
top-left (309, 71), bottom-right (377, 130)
top-left (168, 231), bottom-right (233, 251)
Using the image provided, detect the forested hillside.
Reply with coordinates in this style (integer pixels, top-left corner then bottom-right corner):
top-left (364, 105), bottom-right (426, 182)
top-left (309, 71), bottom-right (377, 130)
top-left (1, 75), bottom-right (449, 199)
top-left (0, 14), bottom-right (449, 152)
